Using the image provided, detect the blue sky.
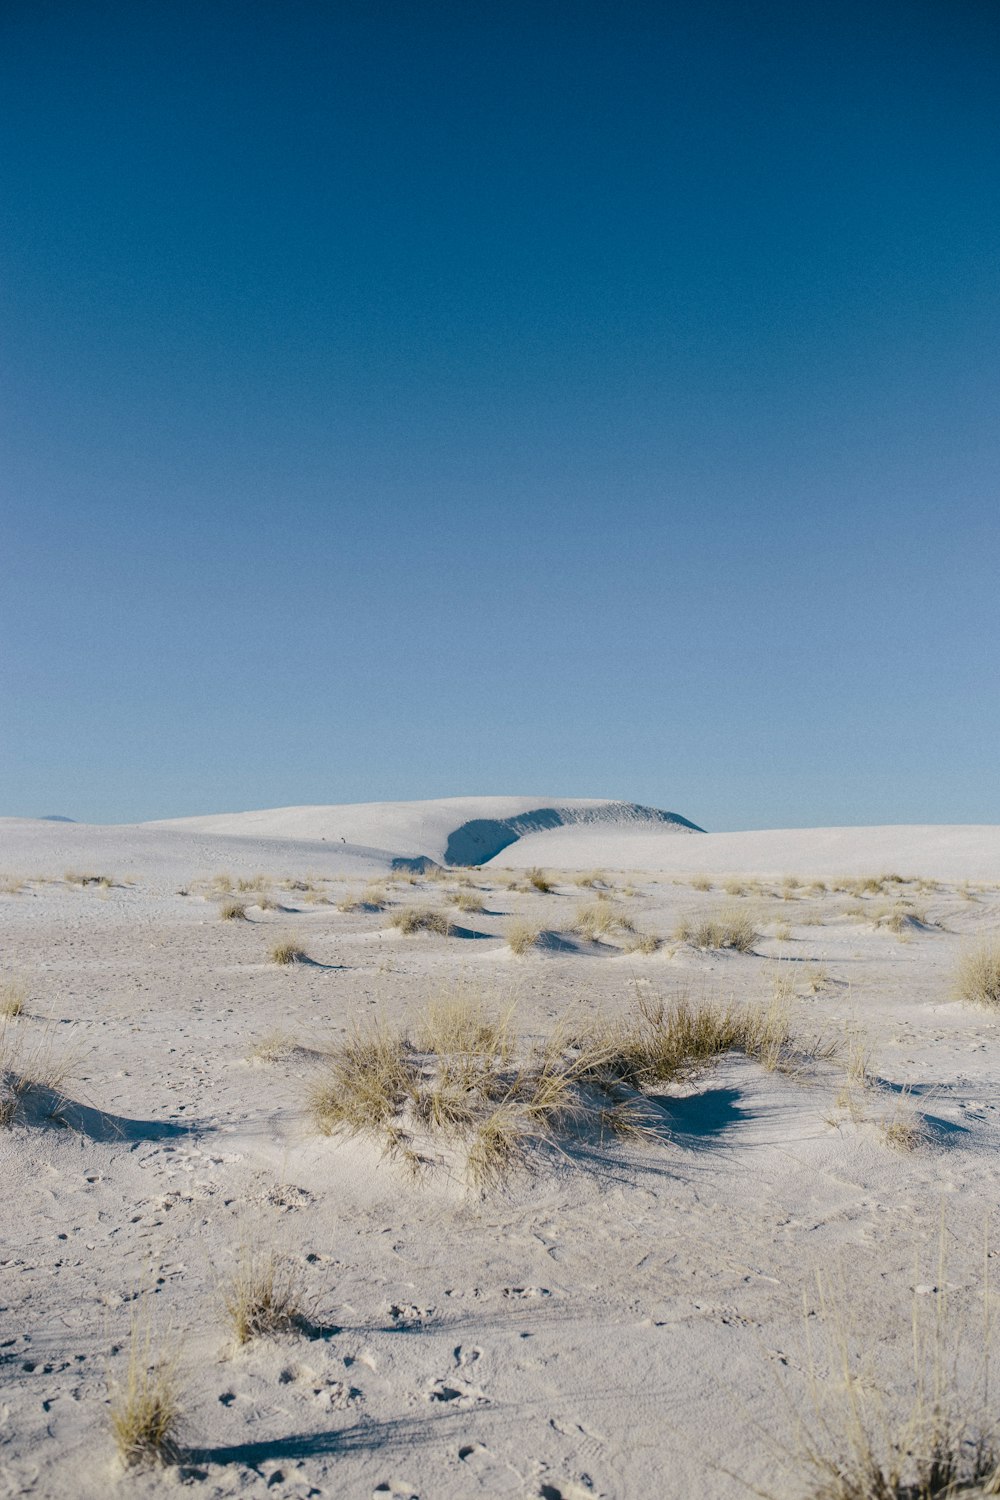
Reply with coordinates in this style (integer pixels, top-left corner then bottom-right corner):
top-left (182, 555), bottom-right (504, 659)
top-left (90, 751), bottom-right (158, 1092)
top-left (2, 1), bottom-right (998, 830)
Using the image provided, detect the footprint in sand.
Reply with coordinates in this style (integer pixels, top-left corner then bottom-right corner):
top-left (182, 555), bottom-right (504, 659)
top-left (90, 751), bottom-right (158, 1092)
top-left (427, 1377), bottom-right (487, 1408)
top-left (458, 1442), bottom-right (523, 1492)
top-left (373, 1483), bottom-right (419, 1500)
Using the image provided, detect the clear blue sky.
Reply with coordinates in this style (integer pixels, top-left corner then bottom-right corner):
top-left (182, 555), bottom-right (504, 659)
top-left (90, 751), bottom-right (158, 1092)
top-left (2, 1), bottom-right (998, 829)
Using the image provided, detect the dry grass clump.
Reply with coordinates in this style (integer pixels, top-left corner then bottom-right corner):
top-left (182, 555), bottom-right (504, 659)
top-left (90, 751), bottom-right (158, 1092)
top-left (506, 920), bottom-right (542, 955)
top-left (270, 939), bottom-right (307, 966)
top-left (954, 942), bottom-right (1000, 1009)
top-left (452, 890), bottom-right (484, 913)
top-left (390, 907), bottom-right (450, 936)
top-left (574, 902), bottom-right (635, 942)
top-left (673, 907), bottom-right (759, 953)
top-left (223, 1250), bottom-right (304, 1344)
top-left (108, 1326), bottom-right (181, 1469)
top-left (65, 870), bottom-right (114, 888)
top-left (219, 900), bottom-right (247, 921)
top-left (788, 1265), bottom-right (1000, 1500)
top-left (0, 875), bottom-right (26, 894)
top-left (1, 1023), bottom-right (72, 1127)
top-left (690, 874), bottom-right (713, 891)
top-left (236, 874), bottom-right (269, 893)
top-left (624, 932), bottom-right (662, 956)
top-left (526, 867), bottom-right (553, 893)
top-left (723, 879), bottom-right (747, 897)
top-left (576, 869), bottom-right (606, 889)
top-left (0, 980), bottom-right (27, 1018)
top-left (248, 1032), bottom-right (299, 1064)
top-left (308, 989), bottom-right (817, 1192)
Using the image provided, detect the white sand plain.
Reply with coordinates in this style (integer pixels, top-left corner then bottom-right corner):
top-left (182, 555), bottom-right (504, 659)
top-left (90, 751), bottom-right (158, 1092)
top-left (2, 799), bottom-right (1000, 1499)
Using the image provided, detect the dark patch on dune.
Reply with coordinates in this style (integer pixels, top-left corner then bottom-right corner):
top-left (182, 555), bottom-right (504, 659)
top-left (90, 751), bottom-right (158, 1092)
top-left (443, 803), bottom-right (704, 867)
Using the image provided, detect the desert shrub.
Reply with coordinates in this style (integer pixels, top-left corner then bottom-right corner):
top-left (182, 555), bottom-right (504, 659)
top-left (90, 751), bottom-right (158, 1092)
top-left (390, 907), bottom-right (450, 936)
top-left (236, 875), bottom-right (268, 893)
top-left (576, 870), bottom-right (606, 889)
top-left (0, 1023), bottom-right (72, 1127)
top-left (506, 921), bottom-right (542, 955)
top-left (108, 1326), bottom-right (181, 1469)
top-left (689, 875), bottom-right (712, 891)
top-left (527, 867), bottom-right (553, 893)
top-left (673, 907), bottom-right (759, 953)
top-left (223, 1250), bottom-right (303, 1344)
top-left (220, 900), bottom-right (247, 921)
top-left (270, 939), bottom-right (307, 965)
top-left (723, 879), bottom-right (747, 897)
top-left (307, 990), bottom-right (814, 1191)
top-left (0, 980), bottom-right (26, 1018)
top-left (788, 1267), bottom-right (999, 1499)
top-left (624, 932), bottom-right (661, 955)
top-left (452, 890), bottom-right (484, 913)
top-left (574, 902), bottom-right (635, 942)
top-left (954, 942), bottom-right (1000, 1008)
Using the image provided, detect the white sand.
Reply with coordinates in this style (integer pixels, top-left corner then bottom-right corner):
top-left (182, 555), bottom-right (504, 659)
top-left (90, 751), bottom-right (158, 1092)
top-left (3, 803), bottom-right (1000, 1498)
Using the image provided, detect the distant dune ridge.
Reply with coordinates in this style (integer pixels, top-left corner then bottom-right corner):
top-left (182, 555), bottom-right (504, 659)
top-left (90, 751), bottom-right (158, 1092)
top-left (1, 797), bottom-right (999, 880)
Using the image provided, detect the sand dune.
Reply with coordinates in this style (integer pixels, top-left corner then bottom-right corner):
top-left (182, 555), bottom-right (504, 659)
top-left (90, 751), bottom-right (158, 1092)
top-left (3, 807), bottom-right (1000, 1496)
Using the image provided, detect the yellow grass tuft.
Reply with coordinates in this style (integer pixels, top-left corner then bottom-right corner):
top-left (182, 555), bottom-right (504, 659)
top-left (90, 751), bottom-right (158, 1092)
top-left (390, 907), bottom-right (450, 936)
top-left (108, 1325), bottom-right (181, 1469)
top-left (219, 900), bottom-right (247, 921)
top-left (954, 942), bottom-right (1000, 1008)
top-left (222, 1250), bottom-right (304, 1344)
top-left (506, 920), bottom-right (542, 955)
top-left (673, 907), bottom-right (759, 953)
top-left (270, 939), bottom-right (307, 965)
top-left (526, 867), bottom-right (554, 893)
top-left (0, 979), bottom-right (27, 1018)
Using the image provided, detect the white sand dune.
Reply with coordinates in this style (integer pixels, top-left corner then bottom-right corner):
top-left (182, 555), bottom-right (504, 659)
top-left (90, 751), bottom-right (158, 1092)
top-left (499, 822), bottom-right (1000, 881)
top-left (147, 795), bottom-right (701, 867)
top-left (3, 805), bottom-right (1000, 1497)
top-left (5, 803), bottom-right (998, 882)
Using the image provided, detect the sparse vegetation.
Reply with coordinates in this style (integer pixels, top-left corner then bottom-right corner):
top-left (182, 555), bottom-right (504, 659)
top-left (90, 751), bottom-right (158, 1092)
top-left (506, 920), bottom-right (542, 955)
top-left (65, 870), bottom-right (114, 888)
top-left (0, 1023), bottom-right (73, 1127)
top-left (307, 989), bottom-right (817, 1191)
top-left (624, 931), bottom-right (662, 955)
top-left (954, 941), bottom-right (1000, 1009)
top-left (270, 939), bottom-right (307, 965)
top-left (452, 890), bottom-right (484, 913)
top-left (527, 867), bottom-right (553, 893)
top-left (108, 1325), bottom-right (181, 1469)
top-left (573, 902), bottom-right (635, 942)
top-left (390, 907), bottom-right (450, 936)
top-left (223, 1250), bottom-right (304, 1344)
top-left (220, 900), bottom-right (247, 921)
top-left (673, 907), bottom-right (759, 953)
top-left (690, 874), bottom-right (713, 891)
top-left (0, 979), bottom-right (27, 1018)
top-left (788, 1265), bottom-right (999, 1499)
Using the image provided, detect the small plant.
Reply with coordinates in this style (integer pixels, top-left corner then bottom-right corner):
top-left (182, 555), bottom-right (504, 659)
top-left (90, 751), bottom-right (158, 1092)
top-left (452, 890), bottom-right (484, 913)
top-left (390, 907), bottom-right (450, 936)
top-left (236, 874), bottom-right (269, 893)
top-left (65, 870), bottom-right (114, 888)
top-left (527, 867), bottom-right (553, 893)
top-left (723, 879), bottom-right (747, 897)
top-left (574, 902), bottom-right (635, 942)
top-left (108, 1324), bottom-right (181, 1469)
top-left (773, 920), bottom-right (792, 942)
top-left (0, 1023), bottom-right (73, 1128)
top-left (576, 869), bottom-right (606, 889)
top-left (690, 875), bottom-right (713, 892)
top-left (0, 979), bottom-right (26, 1018)
top-left (223, 1250), bottom-right (303, 1344)
top-left (248, 1032), bottom-right (298, 1064)
top-left (270, 939), bottom-right (307, 965)
top-left (220, 900), bottom-right (247, 921)
top-left (954, 941), bottom-right (1000, 1008)
top-left (673, 908), bottom-right (759, 953)
top-left (624, 932), bottom-right (661, 955)
top-left (507, 921), bottom-right (541, 955)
